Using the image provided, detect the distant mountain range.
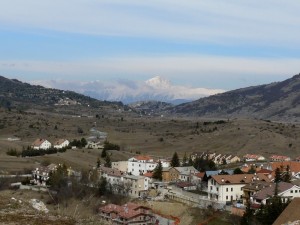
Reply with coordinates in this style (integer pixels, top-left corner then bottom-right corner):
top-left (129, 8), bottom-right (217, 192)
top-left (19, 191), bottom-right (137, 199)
top-left (32, 76), bottom-right (225, 105)
top-left (2, 73), bottom-right (300, 121)
top-left (170, 73), bottom-right (300, 121)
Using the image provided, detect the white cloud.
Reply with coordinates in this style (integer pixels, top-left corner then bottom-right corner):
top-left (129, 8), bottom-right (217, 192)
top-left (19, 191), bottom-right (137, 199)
top-left (1, 1), bottom-right (300, 46)
top-left (1, 55), bottom-right (300, 80)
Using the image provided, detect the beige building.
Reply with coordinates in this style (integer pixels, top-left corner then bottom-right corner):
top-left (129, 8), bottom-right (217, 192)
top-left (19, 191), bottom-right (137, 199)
top-left (112, 161), bottom-right (128, 173)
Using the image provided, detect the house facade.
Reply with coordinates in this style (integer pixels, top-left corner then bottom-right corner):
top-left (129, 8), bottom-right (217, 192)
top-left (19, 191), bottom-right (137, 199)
top-left (207, 174), bottom-right (271, 203)
top-left (127, 156), bottom-right (157, 176)
top-left (112, 161), bottom-right (128, 173)
top-left (31, 139), bottom-right (52, 150)
top-left (122, 175), bottom-right (151, 198)
top-left (270, 155), bottom-right (291, 162)
top-left (53, 139), bottom-right (69, 149)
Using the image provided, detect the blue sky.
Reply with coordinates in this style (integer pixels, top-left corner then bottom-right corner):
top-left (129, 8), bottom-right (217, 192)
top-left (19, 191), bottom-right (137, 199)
top-left (1, 0), bottom-right (300, 90)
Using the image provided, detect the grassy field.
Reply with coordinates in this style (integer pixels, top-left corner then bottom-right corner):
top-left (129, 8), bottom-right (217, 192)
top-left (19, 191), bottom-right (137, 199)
top-left (0, 107), bottom-right (300, 174)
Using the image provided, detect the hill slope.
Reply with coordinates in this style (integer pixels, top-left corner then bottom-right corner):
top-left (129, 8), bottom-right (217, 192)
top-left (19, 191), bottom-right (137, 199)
top-left (0, 75), bottom-right (123, 111)
top-left (171, 74), bottom-right (300, 121)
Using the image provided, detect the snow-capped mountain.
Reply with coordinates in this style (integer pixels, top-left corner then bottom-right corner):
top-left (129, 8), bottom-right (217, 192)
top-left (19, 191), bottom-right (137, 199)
top-left (31, 76), bottom-right (225, 104)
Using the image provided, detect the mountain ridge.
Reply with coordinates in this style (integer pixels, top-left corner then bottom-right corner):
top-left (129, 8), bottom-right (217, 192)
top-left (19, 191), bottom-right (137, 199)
top-left (169, 73), bottom-right (300, 121)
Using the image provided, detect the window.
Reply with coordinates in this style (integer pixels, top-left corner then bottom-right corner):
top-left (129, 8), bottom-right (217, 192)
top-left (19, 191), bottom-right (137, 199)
top-left (291, 190), bottom-right (294, 193)
top-left (226, 196), bottom-right (228, 200)
top-left (210, 186), bottom-right (212, 190)
top-left (217, 187), bottom-right (219, 191)
top-left (226, 188), bottom-right (228, 192)
top-left (231, 188), bottom-right (233, 192)
top-left (296, 190), bottom-right (298, 193)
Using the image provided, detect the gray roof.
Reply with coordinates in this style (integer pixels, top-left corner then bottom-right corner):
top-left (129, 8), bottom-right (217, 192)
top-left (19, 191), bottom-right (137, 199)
top-left (253, 182), bottom-right (295, 200)
top-left (174, 166), bottom-right (199, 175)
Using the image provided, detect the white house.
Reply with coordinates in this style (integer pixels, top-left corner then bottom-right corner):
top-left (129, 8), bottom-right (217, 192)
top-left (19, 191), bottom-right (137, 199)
top-left (53, 139), bottom-right (69, 149)
top-left (243, 154), bottom-right (266, 162)
top-left (269, 155), bottom-right (291, 162)
top-left (32, 164), bottom-right (57, 186)
top-left (207, 174), bottom-right (271, 203)
top-left (253, 182), bottom-right (300, 204)
top-left (127, 155), bottom-right (157, 176)
top-left (31, 139), bottom-right (52, 150)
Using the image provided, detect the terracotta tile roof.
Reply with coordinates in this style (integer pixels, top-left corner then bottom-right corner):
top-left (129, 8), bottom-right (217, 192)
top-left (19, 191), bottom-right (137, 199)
top-left (270, 161), bottom-right (300, 173)
top-left (194, 172), bottom-right (205, 178)
top-left (256, 168), bottom-right (273, 174)
top-left (54, 139), bottom-right (68, 145)
top-left (212, 174), bottom-right (271, 185)
top-left (31, 138), bottom-right (48, 147)
top-left (273, 198), bottom-right (300, 225)
top-left (243, 154), bottom-right (259, 159)
top-left (99, 203), bottom-right (151, 219)
top-left (270, 155), bottom-right (290, 160)
top-left (143, 172), bottom-right (153, 178)
top-left (253, 182), bottom-right (294, 201)
top-left (133, 155), bottom-right (153, 161)
top-left (176, 182), bottom-right (195, 188)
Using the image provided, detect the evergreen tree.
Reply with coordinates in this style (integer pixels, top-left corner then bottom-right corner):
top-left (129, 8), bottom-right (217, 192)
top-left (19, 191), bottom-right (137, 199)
top-left (98, 177), bottom-right (108, 196)
top-left (233, 167), bottom-right (244, 174)
top-left (152, 160), bottom-right (163, 181)
top-left (282, 165), bottom-right (291, 183)
top-left (274, 167), bottom-right (281, 183)
top-left (81, 138), bottom-right (87, 147)
top-left (96, 157), bottom-right (101, 168)
top-left (248, 166), bottom-right (256, 174)
top-left (188, 155), bottom-right (193, 166)
top-left (170, 152), bottom-right (180, 167)
top-left (104, 155), bottom-right (112, 168)
top-left (240, 200), bottom-right (254, 225)
top-left (101, 148), bottom-right (107, 158)
top-left (182, 152), bottom-right (188, 166)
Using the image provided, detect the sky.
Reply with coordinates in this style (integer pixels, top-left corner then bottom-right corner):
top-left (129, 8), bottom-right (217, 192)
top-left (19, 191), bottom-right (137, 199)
top-left (1, 0), bottom-right (300, 90)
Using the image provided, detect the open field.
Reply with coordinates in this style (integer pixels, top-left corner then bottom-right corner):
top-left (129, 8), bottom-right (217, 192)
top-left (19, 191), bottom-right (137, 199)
top-left (1, 107), bottom-right (300, 173)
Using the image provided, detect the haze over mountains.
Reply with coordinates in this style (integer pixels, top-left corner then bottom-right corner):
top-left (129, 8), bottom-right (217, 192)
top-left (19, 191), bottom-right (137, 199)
top-left (32, 76), bottom-right (225, 105)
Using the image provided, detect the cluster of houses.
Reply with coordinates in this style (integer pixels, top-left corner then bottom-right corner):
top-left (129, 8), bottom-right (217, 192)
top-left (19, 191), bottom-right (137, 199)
top-left (191, 152), bottom-right (241, 165)
top-left (242, 153), bottom-right (293, 162)
top-left (28, 149), bottom-right (300, 224)
top-left (31, 138), bottom-right (104, 150)
top-left (31, 138), bottom-right (70, 150)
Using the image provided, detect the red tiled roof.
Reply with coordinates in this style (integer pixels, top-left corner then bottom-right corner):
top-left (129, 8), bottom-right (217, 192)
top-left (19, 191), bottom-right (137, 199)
top-left (243, 154), bottom-right (263, 159)
top-left (212, 174), bottom-right (271, 185)
top-left (54, 139), bottom-right (68, 145)
top-left (194, 172), bottom-right (205, 178)
top-left (134, 155), bottom-right (153, 161)
top-left (99, 203), bottom-right (151, 219)
top-left (31, 138), bottom-right (48, 147)
top-left (270, 155), bottom-right (290, 160)
top-left (256, 169), bottom-right (273, 174)
top-left (270, 161), bottom-right (300, 173)
top-left (143, 172), bottom-right (153, 178)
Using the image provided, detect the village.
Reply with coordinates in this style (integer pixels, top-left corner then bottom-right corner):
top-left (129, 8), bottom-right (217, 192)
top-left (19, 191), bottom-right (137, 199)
top-left (11, 136), bottom-right (300, 225)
